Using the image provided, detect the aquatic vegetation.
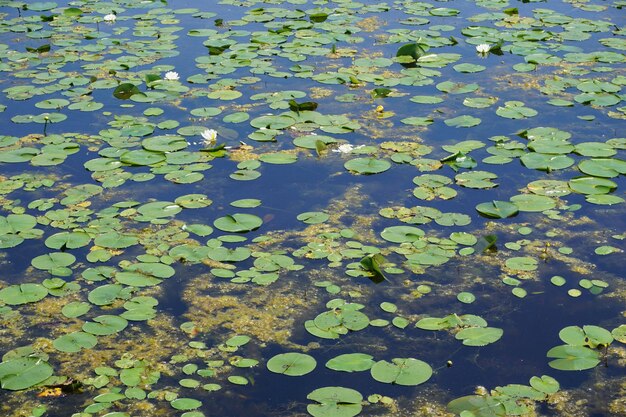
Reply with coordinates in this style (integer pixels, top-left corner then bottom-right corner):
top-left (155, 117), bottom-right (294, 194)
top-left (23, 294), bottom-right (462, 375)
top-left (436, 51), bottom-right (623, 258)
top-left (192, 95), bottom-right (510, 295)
top-left (0, 0), bottom-right (624, 415)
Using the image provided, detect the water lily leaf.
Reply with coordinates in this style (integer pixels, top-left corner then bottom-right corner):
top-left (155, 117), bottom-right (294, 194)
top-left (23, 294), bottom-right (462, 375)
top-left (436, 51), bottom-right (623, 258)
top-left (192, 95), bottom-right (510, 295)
top-left (510, 194), bottom-right (556, 212)
top-left (520, 153), bottom-right (574, 171)
top-left (88, 284), bottom-right (128, 306)
top-left (267, 352), bottom-right (316, 376)
top-left (83, 315), bottom-right (128, 336)
top-left (527, 180), bottom-right (570, 197)
top-left (175, 194), bottom-right (212, 209)
top-left (326, 354), bottom-right (375, 372)
top-left (53, 331), bottom-right (98, 353)
top-left (401, 116), bottom-right (434, 126)
top-left (171, 398), bottom-right (202, 411)
top-left (31, 252), bottom-right (76, 274)
top-left (444, 115), bottom-right (481, 128)
top-left (612, 325), bottom-right (626, 344)
top-left (529, 375), bottom-right (560, 394)
top-left (370, 358), bottom-right (432, 386)
top-left (230, 199), bottom-right (261, 208)
top-left (546, 345), bottom-right (600, 370)
top-left (307, 386), bottom-right (363, 417)
top-left (360, 253), bottom-right (388, 283)
top-left (0, 284), bottom-right (48, 305)
top-left (0, 357), bottom-right (54, 390)
top-left (94, 232), bottom-right (139, 248)
top-left (569, 177), bottom-right (617, 194)
top-left (213, 214), bottom-right (262, 233)
top-left (142, 135), bottom-right (188, 152)
top-left (505, 257), bottom-right (538, 271)
top-left (578, 158), bottom-right (626, 178)
top-left (44, 231), bottom-right (91, 250)
top-left (293, 135), bottom-right (337, 149)
top-left (380, 226), bottom-right (424, 243)
top-left (476, 201), bottom-right (518, 218)
top-left (559, 325), bottom-right (613, 347)
top-left (496, 101), bottom-right (537, 119)
top-left (344, 158), bottom-right (391, 174)
top-left (113, 83), bottom-right (140, 100)
top-left (457, 292), bottom-right (476, 304)
top-left (259, 152), bottom-right (298, 164)
top-left (120, 150), bottom-right (166, 166)
top-left (61, 301), bottom-right (91, 318)
top-left (586, 195), bottom-right (624, 205)
top-left (396, 42), bottom-right (428, 67)
top-left (448, 395), bottom-right (506, 417)
top-left (455, 327), bottom-right (503, 346)
top-left (437, 81), bottom-right (479, 94)
top-left (297, 212), bottom-right (329, 224)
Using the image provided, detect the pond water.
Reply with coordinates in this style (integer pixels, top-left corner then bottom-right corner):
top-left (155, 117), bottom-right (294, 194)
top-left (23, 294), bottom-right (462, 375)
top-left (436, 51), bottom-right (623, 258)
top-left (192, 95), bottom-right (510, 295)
top-left (0, 0), bottom-right (625, 416)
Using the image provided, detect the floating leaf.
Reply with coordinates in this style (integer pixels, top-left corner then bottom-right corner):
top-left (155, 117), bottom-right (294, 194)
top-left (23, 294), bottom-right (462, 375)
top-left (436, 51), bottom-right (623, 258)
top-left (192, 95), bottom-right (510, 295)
top-left (307, 386), bottom-right (363, 417)
top-left (214, 214), bottom-right (263, 233)
top-left (476, 201), bottom-right (518, 218)
top-left (53, 331), bottom-right (98, 353)
top-left (0, 357), bottom-right (54, 391)
top-left (326, 354), bottom-right (375, 372)
top-left (529, 375), bottom-right (560, 394)
top-left (455, 327), bottom-right (504, 346)
top-left (83, 315), bottom-right (128, 336)
top-left (297, 212), bottom-right (330, 224)
top-left (0, 284), bottom-right (48, 305)
top-left (546, 345), bottom-right (600, 371)
top-left (170, 398), bottom-right (202, 411)
top-left (344, 158), bottom-right (391, 174)
top-left (267, 353), bottom-right (316, 376)
top-left (370, 358), bottom-right (432, 386)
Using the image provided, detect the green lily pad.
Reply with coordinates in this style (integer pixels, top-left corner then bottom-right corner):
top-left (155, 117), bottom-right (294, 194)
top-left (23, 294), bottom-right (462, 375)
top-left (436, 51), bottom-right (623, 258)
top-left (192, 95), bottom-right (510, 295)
top-left (455, 327), bottom-right (504, 346)
top-left (326, 354), bottom-right (375, 372)
top-left (214, 214), bottom-right (263, 233)
top-left (61, 301), bottom-right (91, 318)
top-left (297, 212), bottom-right (330, 224)
top-left (380, 226), bottom-right (424, 243)
top-left (505, 257), bottom-right (538, 271)
top-left (53, 331), bottom-right (98, 353)
top-left (0, 357), bottom-right (54, 391)
top-left (370, 358), bottom-right (432, 386)
top-left (510, 194), bottom-right (556, 212)
top-left (344, 158), bottom-right (391, 174)
top-left (546, 345), bottom-right (600, 371)
top-left (171, 398), bottom-right (202, 411)
top-left (267, 352), bottom-right (316, 376)
top-left (0, 284), bottom-right (48, 305)
top-left (307, 386), bottom-right (363, 417)
top-left (476, 201), bottom-right (518, 218)
top-left (82, 315), bottom-right (128, 336)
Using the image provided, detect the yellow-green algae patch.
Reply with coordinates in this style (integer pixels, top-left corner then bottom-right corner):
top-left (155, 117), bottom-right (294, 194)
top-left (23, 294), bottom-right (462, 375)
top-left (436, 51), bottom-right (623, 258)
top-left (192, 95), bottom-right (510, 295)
top-left (182, 276), bottom-right (311, 348)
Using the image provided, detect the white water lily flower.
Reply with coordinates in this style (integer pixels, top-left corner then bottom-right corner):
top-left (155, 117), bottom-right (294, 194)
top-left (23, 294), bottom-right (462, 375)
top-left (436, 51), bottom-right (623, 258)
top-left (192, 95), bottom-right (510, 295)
top-left (164, 71), bottom-right (180, 81)
top-left (103, 13), bottom-right (116, 22)
top-left (476, 44), bottom-right (491, 54)
top-left (201, 129), bottom-right (217, 146)
top-left (332, 144), bottom-right (364, 154)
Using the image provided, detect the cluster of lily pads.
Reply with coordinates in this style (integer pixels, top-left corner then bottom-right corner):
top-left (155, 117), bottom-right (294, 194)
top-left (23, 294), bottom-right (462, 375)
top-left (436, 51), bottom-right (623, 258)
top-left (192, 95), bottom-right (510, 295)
top-left (0, 0), bottom-right (625, 416)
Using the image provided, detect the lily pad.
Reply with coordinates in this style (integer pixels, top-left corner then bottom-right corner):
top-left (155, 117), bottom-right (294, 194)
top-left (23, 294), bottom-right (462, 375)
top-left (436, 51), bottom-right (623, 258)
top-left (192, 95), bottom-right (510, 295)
top-left (214, 214), bottom-right (263, 233)
top-left (267, 353), bottom-right (316, 376)
top-left (455, 327), bottom-right (504, 346)
top-left (307, 386), bottom-right (363, 417)
top-left (0, 357), bottom-right (54, 391)
top-left (326, 354), bottom-right (375, 372)
top-left (370, 358), bottom-right (432, 386)
top-left (344, 158), bottom-right (391, 174)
